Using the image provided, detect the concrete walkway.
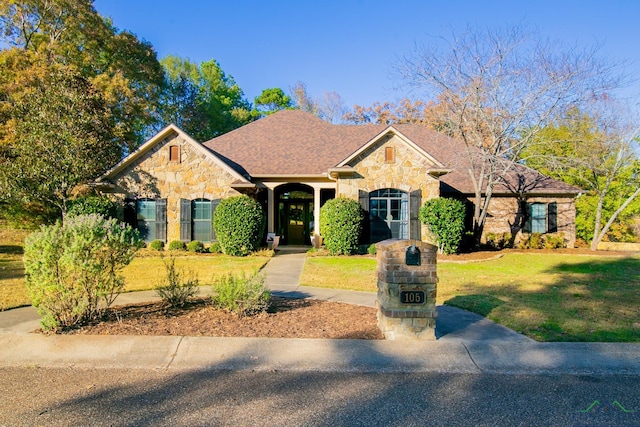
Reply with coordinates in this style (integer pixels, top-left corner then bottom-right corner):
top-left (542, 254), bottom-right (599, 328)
top-left (0, 248), bottom-right (639, 374)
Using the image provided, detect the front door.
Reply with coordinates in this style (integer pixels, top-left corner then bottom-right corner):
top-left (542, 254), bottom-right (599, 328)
top-left (286, 202), bottom-right (310, 245)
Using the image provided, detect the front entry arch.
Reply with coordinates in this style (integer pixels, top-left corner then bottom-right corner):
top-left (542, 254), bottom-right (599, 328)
top-left (276, 184), bottom-right (314, 245)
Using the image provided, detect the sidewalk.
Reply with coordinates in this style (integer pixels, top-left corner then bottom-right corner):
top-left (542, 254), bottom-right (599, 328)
top-left (0, 248), bottom-right (638, 374)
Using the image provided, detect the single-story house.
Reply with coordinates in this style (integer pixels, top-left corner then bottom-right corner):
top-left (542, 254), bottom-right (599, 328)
top-left (96, 110), bottom-right (580, 247)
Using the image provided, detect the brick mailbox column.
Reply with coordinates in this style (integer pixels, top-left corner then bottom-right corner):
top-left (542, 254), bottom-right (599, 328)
top-left (375, 239), bottom-right (438, 340)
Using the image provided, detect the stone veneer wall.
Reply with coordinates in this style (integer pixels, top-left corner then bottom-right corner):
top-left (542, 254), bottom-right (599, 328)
top-left (108, 132), bottom-right (240, 242)
top-left (376, 239), bottom-right (438, 340)
top-left (336, 133), bottom-right (441, 242)
top-left (481, 195), bottom-right (576, 247)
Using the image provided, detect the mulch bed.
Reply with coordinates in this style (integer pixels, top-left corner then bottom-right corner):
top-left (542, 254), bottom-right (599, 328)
top-left (66, 297), bottom-right (384, 340)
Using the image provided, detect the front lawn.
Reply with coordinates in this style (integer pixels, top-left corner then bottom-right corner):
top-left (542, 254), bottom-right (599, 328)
top-left (122, 253), bottom-right (270, 292)
top-left (0, 225), bottom-right (271, 310)
top-left (300, 252), bottom-right (640, 342)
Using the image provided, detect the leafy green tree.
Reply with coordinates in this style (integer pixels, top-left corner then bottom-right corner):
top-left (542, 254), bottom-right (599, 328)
top-left (0, 0), bottom-right (164, 150)
top-left (419, 198), bottom-right (466, 254)
top-left (319, 198), bottom-right (364, 255)
top-left (522, 107), bottom-right (640, 249)
top-left (0, 62), bottom-right (120, 217)
top-left (254, 88), bottom-right (293, 116)
top-left (155, 55), bottom-right (257, 140)
top-left (156, 56), bottom-right (202, 133)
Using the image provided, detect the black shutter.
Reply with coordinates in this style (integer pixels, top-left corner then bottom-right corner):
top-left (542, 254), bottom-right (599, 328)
top-left (210, 199), bottom-right (220, 242)
top-left (180, 199), bottom-right (191, 242)
top-left (409, 190), bottom-right (422, 240)
top-left (548, 202), bottom-right (558, 233)
top-left (522, 202), bottom-right (532, 233)
top-left (156, 199), bottom-right (167, 242)
top-left (358, 190), bottom-right (370, 244)
top-left (358, 190), bottom-right (369, 212)
top-left (123, 198), bottom-right (137, 229)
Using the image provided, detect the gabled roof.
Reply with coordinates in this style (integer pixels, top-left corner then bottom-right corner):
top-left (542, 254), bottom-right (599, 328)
top-left (97, 124), bottom-right (251, 184)
top-left (203, 110), bottom-right (454, 176)
top-left (203, 110), bottom-right (580, 196)
top-left (336, 125), bottom-right (448, 174)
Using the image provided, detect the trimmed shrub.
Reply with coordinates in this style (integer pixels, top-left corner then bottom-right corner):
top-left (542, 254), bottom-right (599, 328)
top-left (485, 232), bottom-right (512, 250)
top-left (23, 214), bottom-right (142, 331)
top-left (155, 256), bottom-right (199, 307)
top-left (149, 239), bottom-right (165, 251)
top-left (419, 198), bottom-right (466, 255)
top-left (544, 233), bottom-right (566, 249)
top-left (518, 232), bottom-right (566, 249)
top-left (168, 240), bottom-right (187, 251)
top-left (66, 195), bottom-right (119, 219)
top-left (367, 243), bottom-right (377, 255)
top-left (213, 196), bottom-right (265, 256)
top-left (187, 240), bottom-right (206, 253)
top-left (211, 271), bottom-right (270, 317)
top-left (208, 241), bottom-right (222, 254)
top-left (319, 198), bottom-right (364, 255)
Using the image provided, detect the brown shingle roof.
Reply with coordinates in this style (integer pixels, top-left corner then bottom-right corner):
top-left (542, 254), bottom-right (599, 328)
top-left (203, 110), bottom-right (384, 175)
top-left (203, 110), bottom-right (580, 195)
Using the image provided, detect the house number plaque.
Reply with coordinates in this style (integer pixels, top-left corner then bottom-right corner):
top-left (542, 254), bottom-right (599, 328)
top-left (400, 290), bottom-right (426, 305)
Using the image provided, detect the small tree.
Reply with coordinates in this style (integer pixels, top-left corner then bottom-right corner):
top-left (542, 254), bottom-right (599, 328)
top-left (155, 255), bottom-right (199, 308)
top-left (213, 195), bottom-right (265, 256)
top-left (319, 198), bottom-right (364, 255)
top-left (419, 198), bottom-right (466, 254)
top-left (23, 214), bottom-right (142, 331)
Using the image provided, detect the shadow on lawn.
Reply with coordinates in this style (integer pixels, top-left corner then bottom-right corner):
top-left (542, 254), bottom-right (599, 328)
top-left (444, 294), bottom-right (505, 317)
top-left (0, 244), bottom-right (23, 255)
top-left (443, 254), bottom-right (639, 342)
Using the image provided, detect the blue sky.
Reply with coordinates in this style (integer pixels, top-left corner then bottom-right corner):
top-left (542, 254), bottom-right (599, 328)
top-left (93, 0), bottom-right (640, 109)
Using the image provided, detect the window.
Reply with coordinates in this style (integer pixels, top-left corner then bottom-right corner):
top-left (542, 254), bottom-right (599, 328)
top-left (180, 198), bottom-right (219, 242)
top-left (524, 202), bottom-right (557, 234)
top-left (136, 199), bottom-right (167, 242)
top-left (169, 145), bottom-right (179, 162)
top-left (192, 199), bottom-right (212, 242)
top-left (369, 189), bottom-right (409, 242)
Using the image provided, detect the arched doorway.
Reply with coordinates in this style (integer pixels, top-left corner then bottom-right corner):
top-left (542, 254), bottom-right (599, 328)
top-left (276, 184), bottom-right (314, 245)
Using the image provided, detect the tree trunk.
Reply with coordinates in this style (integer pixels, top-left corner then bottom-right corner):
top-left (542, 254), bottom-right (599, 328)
top-left (590, 186), bottom-right (640, 251)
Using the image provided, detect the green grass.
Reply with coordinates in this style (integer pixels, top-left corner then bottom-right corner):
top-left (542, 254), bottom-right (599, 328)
top-left (301, 256), bottom-right (377, 292)
top-left (299, 252), bottom-right (640, 342)
top-left (0, 226), bottom-right (30, 310)
top-left (0, 224), bottom-right (270, 310)
top-left (122, 253), bottom-right (270, 292)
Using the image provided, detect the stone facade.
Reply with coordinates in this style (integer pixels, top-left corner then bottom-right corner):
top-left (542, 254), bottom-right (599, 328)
top-left (106, 131), bottom-right (241, 242)
top-left (336, 133), bottom-right (442, 242)
top-left (481, 195), bottom-right (576, 247)
top-left (376, 239), bottom-right (438, 340)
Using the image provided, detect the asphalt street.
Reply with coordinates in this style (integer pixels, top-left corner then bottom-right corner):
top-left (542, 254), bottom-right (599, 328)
top-left (1, 367), bottom-right (638, 426)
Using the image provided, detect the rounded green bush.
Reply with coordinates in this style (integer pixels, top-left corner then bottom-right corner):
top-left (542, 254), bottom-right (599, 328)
top-left (187, 240), bottom-right (206, 253)
top-left (213, 196), bottom-right (265, 256)
top-left (168, 240), bottom-right (186, 251)
top-left (419, 197), bottom-right (466, 254)
top-left (23, 214), bottom-right (142, 331)
top-left (67, 195), bottom-right (119, 219)
top-left (149, 240), bottom-right (165, 251)
top-left (319, 198), bottom-right (364, 255)
top-left (208, 242), bottom-right (222, 254)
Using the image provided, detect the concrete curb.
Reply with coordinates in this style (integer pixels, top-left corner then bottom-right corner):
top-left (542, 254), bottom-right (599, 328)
top-left (2, 333), bottom-right (639, 374)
